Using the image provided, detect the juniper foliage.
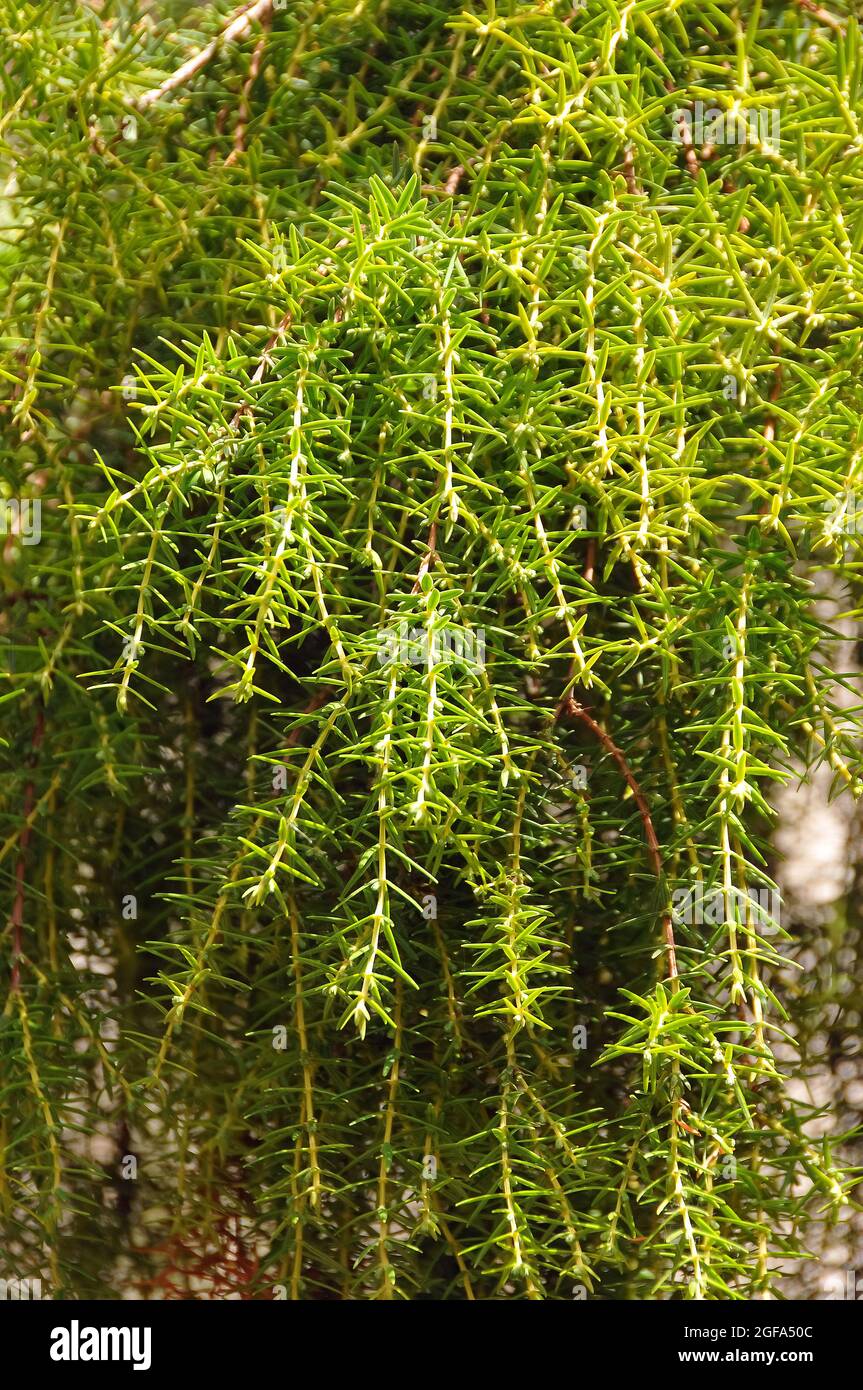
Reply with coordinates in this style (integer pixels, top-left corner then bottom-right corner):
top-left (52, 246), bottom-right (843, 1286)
top-left (1, 0), bottom-right (862, 1300)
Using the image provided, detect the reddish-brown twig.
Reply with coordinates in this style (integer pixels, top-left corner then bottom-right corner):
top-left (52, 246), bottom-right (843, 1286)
top-left (10, 709), bottom-right (46, 993)
top-left (412, 519), bottom-right (438, 594)
top-left (795, 0), bottom-right (845, 33)
top-left (225, 15), bottom-right (271, 167)
top-left (138, 0), bottom-right (274, 111)
top-left (655, 54), bottom-right (700, 180)
top-left (444, 165), bottom-right (464, 197)
top-left (285, 686), bottom-right (333, 749)
top-left (762, 357), bottom-right (783, 452)
top-left (583, 536), bottom-right (596, 587)
top-left (555, 694), bottom-right (678, 981)
top-left (230, 308), bottom-right (293, 429)
top-left (622, 144), bottom-right (637, 196)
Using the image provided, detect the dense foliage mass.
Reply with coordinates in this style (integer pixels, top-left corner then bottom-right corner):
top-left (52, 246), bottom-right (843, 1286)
top-left (1, 0), bottom-right (862, 1299)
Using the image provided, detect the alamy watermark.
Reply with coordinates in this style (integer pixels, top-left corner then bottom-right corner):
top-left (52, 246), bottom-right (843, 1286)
top-left (672, 102), bottom-right (780, 154)
top-left (377, 622), bottom-right (485, 671)
top-left (0, 498), bottom-right (41, 545)
top-left (825, 1269), bottom-right (863, 1300)
top-left (822, 491), bottom-right (863, 540)
top-left (1, 1276), bottom-right (42, 1300)
top-left (50, 1321), bottom-right (151, 1372)
top-left (672, 881), bottom-right (781, 931)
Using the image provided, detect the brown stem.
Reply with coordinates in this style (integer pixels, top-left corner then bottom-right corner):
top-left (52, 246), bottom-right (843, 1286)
top-left (621, 144), bottom-right (637, 196)
top-left (285, 686), bottom-right (332, 748)
top-left (225, 17), bottom-right (271, 167)
top-left (659, 67), bottom-right (700, 179)
top-left (444, 165), bottom-right (464, 196)
top-left (555, 695), bottom-right (678, 981)
top-left (762, 356), bottom-right (783, 451)
top-left (230, 308), bottom-right (293, 429)
top-left (10, 709), bottom-right (46, 993)
top-left (583, 536), bottom-right (596, 586)
top-left (137, 0), bottom-right (274, 111)
top-left (795, 0), bottom-right (845, 33)
top-left (412, 518), bottom-right (438, 593)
